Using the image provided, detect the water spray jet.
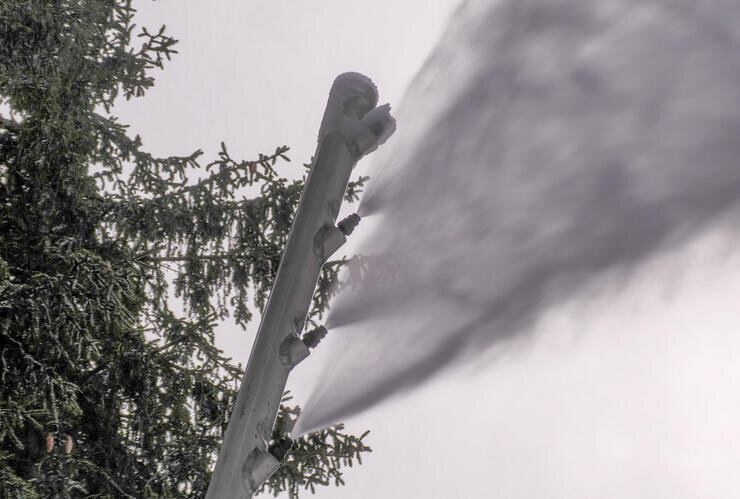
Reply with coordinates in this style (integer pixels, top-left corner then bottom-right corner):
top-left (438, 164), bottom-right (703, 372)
top-left (298, 0), bottom-right (740, 445)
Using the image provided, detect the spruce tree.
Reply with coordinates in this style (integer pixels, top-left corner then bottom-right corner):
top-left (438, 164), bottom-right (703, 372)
top-left (0, 1), bottom-right (370, 497)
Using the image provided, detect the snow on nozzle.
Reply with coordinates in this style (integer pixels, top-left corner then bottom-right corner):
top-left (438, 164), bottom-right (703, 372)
top-left (302, 325), bottom-right (328, 349)
top-left (338, 213), bottom-right (361, 235)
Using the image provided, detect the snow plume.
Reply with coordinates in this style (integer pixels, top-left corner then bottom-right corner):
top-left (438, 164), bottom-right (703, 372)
top-left (294, 0), bottom-right (740, 436)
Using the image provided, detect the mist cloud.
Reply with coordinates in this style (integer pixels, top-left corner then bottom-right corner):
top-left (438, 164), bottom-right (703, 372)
top-left (295, 0), bottom-right (740, 435)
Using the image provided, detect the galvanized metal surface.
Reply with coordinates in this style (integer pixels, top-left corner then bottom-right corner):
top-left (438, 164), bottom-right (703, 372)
top-left (205, 73), bottom-right (395, 498)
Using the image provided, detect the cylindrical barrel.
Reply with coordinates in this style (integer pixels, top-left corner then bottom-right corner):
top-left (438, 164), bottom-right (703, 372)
top-left (206, 72), bottom-right (394, 498)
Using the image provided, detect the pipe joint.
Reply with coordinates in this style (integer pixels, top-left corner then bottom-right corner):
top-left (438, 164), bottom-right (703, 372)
top-left (241, 447), bottom-right (280, 495)
top-left (278, 335), bottom-right (310, 369)
top-left (313, 223), bottom-right (346, 262)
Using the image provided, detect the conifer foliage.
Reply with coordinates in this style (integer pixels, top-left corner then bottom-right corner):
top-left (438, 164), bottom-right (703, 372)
top-left (0, 1), bottom-right (370, 496)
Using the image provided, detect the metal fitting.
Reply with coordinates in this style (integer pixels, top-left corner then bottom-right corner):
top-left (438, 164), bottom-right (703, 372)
top-left (302, 325), bottom-right (328, 349)
top-left (314, 223), bottom-right (346, 262)
top-left (338, 213), bottom-right (361, 235)
top-left (268, 437), bottom-right (294, 461)
top-left (242, 447), bottom-right (280, 494)
top-left (278, 335), bottom-right (311, 369)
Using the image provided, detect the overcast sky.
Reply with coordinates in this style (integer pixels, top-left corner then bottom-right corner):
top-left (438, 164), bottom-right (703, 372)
top-left (116, 1), bottom-right (740, 497)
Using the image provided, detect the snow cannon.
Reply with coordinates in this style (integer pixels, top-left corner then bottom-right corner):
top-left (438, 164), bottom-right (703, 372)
top-left (206, 72), bottom-right (395, 498)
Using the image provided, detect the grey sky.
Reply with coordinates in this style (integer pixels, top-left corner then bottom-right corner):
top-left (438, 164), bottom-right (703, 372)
top-left (116, 0), bottom-right (459, 165)
top-left (116, 1), bottom-right (740, 497)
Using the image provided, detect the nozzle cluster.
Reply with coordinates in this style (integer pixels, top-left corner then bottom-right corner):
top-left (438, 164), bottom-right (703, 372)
top-left (302, 325), bottom-right (328, 348)
top-left (338, 213), bottom-right (361, 235)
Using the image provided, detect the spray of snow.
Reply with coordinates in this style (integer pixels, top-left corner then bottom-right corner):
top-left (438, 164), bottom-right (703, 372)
top-left (294, 0), bottom-right (740, 436)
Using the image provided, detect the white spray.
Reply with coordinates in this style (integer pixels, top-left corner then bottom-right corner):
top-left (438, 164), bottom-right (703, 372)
top-left (294, 0), bottom-right (740, 436)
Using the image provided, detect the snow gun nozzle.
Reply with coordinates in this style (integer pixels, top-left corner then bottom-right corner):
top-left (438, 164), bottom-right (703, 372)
top-left (268, 437), bottom-right (294, 461)
top-left (338, 213), bottom-right (361, 236)
top-left (302, 325), bottom-right (328, 349)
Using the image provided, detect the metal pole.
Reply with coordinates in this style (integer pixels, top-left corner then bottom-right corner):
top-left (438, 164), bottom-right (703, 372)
top-left (206, 73), bottom-right (395, 498)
